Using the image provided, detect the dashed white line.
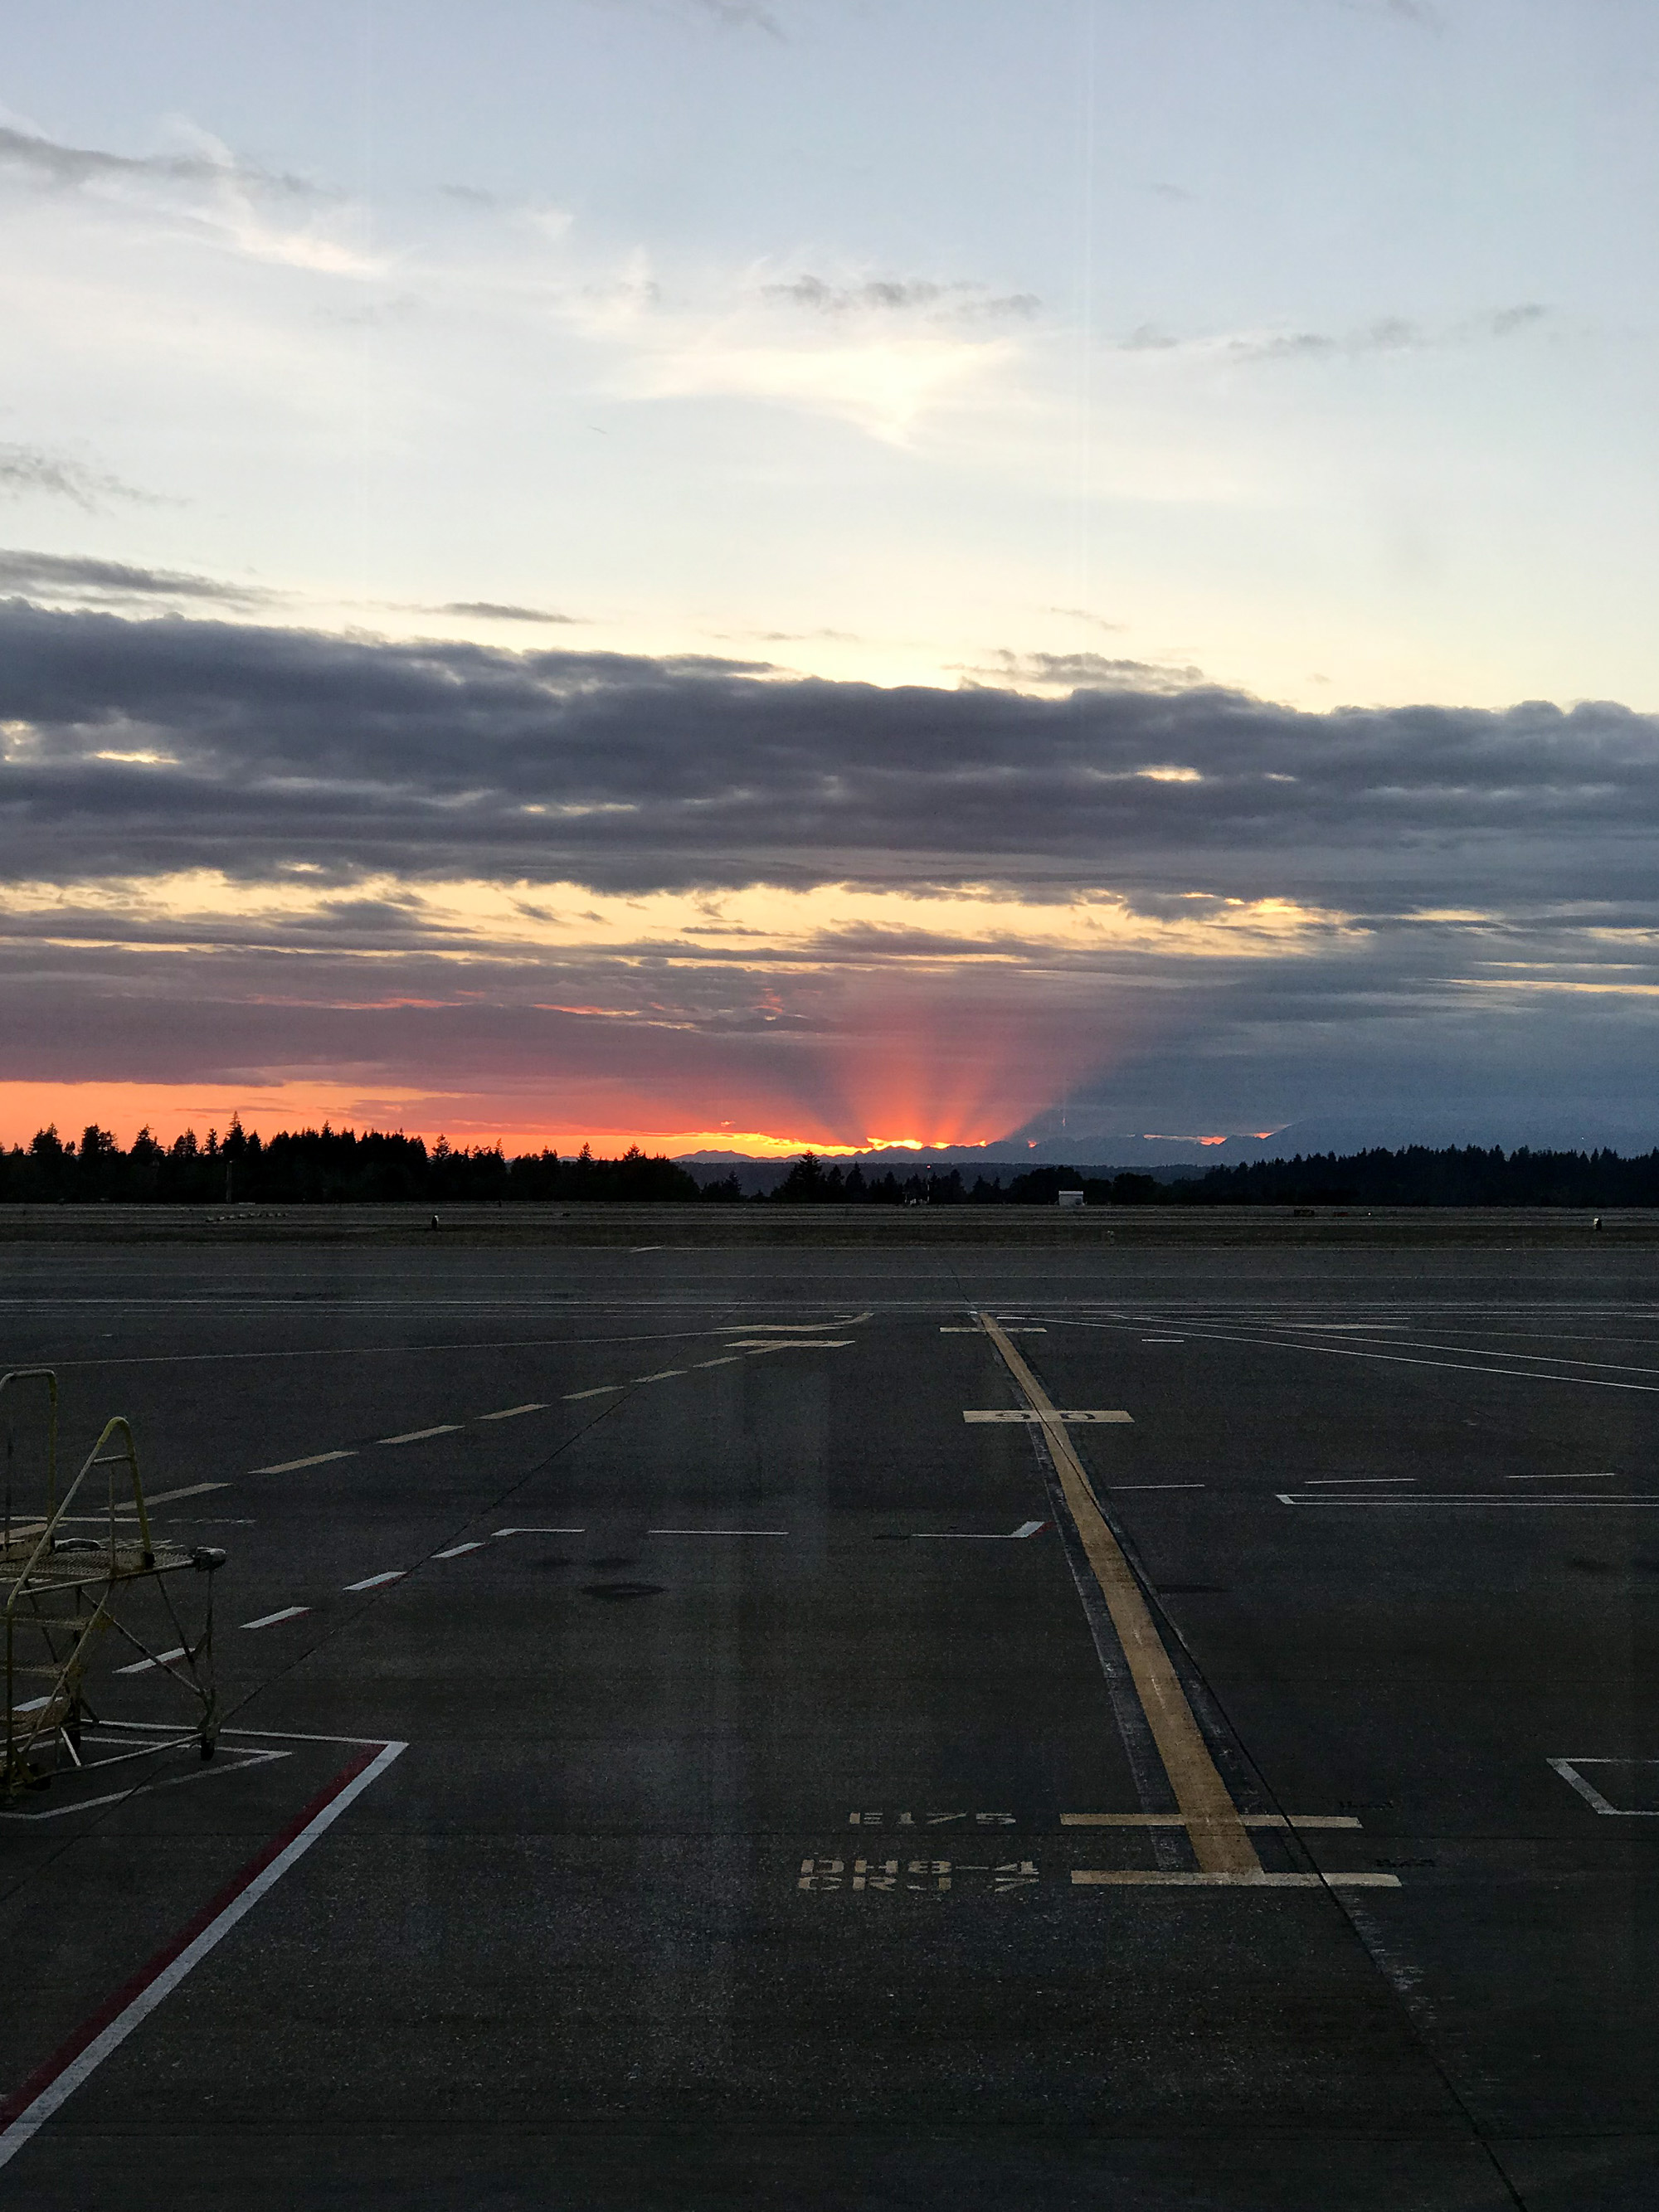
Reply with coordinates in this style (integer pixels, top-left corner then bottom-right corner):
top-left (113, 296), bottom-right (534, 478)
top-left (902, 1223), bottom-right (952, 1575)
top-left (491, 1526), bottom-right (586, 1536)
top-left (250, 1450), bottom-right (356, 1474)
top-left (114, 1481), bottom-right (230, 1510)
top-left (563, 1385), bottom-right (622, 1400)
top-left (377, 1424), bottom-right (462, 1446)
top-left (240, 1606), bottom-right (309, 1631)
top-left (343, 1569), bottom-right (406, 1592)
top-left (433, 1540), bottom-right (487, 1559)
top-left (477, 1403), bottom-right (547, 1421)
top-left (693, 1357), bottom-right (742, 1369)
top-left (1510, 1471), bottom-right (1619, 1480)
top-left (116, 1647), bottom-right (187, 1676)
top-left (1277, 1492), bottom-right (1659, 1507)
top-left (633, 1369), bottom-right (687, 1383)
top-left (908, 1520), bottom-right (1048, 1541)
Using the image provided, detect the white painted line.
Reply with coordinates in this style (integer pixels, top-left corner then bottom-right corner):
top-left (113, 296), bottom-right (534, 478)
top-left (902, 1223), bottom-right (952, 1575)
top-left (725, 1339), bottom-right (855, 1351)
top-left (239, 1607), bottom-right (309, 1631)
top-left (633, 1369), bottom-right (686, 1383)
top-left (963, 1409), bottom-right (1132, 1424)
top-left (1303, 1477), bottom-right (1416, 1485)
top-left (630, 1245), bottom-right (664, 1252)
top-left (1549, 1758), bottom-right (1659, 1816)
top-left (491, 1526), bottom-right (586, 1536)
top-left (0, 1745), bottom-right (289, 1824)
top-left (249, 1450), bottom-right (355, 1474)
top-left (114, 1482), bottom-right (231, 1512)
top-left (433, 1540), bottom-right (488, 1559)
top-left (693, 1357), bottom-right (742, 1369)
top-left (1069, 1870), bottom-right (1402, 1888)
top-left (377, 1424), bottom-right (461, 1446)
top-left (0, 1741), bottom-right (405, 2170)
top-left (10, 1696), bottom-right (51, 1714)
top-left (947, 1325), bottom-right (1045, 1333)
top-left (648, 1528), bottom-right (789, 1537)
top-left (1510, 1471), bottom-right (1619, 1480)
top-left (732, 1320), bottom-right (868, 1333)
top-left (1277, 1493), bottom-right (1659, 1507)
top-left (1122, 1322), bottom-right (1659, 1398)
top-left (477, 1403), bottom-right (547, 1421)
top-left (563, 1386), bottom-right (621, 1400)
top-left (343, 1569), bottom-right (406, 1592)
top-left (115, 1648), bottom-right (186, 1676)
top-left (1063, 1813), bottom-right (1363, 1830)
top-left (1141, 1338), bottom-right (1185, 1344)
top-left (909, 1520), bottom-right (1048, 1540)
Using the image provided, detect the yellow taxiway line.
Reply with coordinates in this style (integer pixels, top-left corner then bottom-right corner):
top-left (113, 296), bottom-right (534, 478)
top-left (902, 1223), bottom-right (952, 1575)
top-left (977, 1312), bottom-right (1262, 1878)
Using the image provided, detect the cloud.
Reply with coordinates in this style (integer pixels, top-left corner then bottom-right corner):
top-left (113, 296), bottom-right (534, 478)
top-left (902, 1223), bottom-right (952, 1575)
top-left (0, 445), bottom-right (159, 512)
top-left (1117, 305), bottom-right (1551, 364)
top-left (0, 119), bottom-right (381, 280)
top-left (0, 123), bottom-right (315, 199)
top-left (426, 600), bottom-right (583, 626)
top-left (956, 651), bottom-right (1204, 693)
top-left (1045, 607), bottom-right (1126, 633)
top-left (682, 0), bottom-right (784, 32)
top-left (2, 601), bottom-right (1656, 1150)
top-left (0, 549), bottom-right (270, 606)
top-left (762, 275), bottom-right (1041, 321)
top-left (0, 604), bottom-right (1656, 919)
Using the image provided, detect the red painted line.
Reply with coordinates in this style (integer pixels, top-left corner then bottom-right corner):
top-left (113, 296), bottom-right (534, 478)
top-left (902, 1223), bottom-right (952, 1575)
top-left (0, 1738), bottom-right (405, 2166)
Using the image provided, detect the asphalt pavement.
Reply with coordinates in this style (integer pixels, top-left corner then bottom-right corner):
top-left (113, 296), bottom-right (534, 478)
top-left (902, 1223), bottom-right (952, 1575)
top-left (4, 1233), bottom-right (1659, 2208)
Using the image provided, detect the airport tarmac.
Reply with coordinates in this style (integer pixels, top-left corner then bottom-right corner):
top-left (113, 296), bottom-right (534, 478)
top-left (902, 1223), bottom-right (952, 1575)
top-left (4, 1232), bottom-right (1659, 2208)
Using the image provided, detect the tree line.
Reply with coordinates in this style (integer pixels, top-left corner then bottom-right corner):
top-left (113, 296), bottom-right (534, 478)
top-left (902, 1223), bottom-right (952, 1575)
top-left (1, 1126), bottom-right (1656, 1207)
top-left (0, 1122), bottom-right (706, 1204)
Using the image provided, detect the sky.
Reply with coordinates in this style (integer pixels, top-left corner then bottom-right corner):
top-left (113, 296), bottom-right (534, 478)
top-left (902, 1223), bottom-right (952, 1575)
top-left (2, 0), bottom-right (1657, 1159)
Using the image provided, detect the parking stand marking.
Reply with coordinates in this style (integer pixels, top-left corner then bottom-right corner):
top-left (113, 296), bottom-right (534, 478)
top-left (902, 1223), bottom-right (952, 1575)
top-left (0, 1742), bottom-right (406, 2171)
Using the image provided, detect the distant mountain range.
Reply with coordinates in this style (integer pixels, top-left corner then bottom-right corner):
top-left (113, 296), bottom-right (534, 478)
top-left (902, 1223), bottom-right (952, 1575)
top-left (678, 1113), bottom-right (1659, 1171)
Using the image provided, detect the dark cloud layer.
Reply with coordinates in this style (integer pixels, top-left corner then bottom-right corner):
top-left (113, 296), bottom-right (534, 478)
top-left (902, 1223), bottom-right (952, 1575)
top-left (2, 600), bottom-right (1656, 1144)
top-left (0, 602), bottom-right (1654, 912)
top-left (0, 550), bottom-right (266, 604)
